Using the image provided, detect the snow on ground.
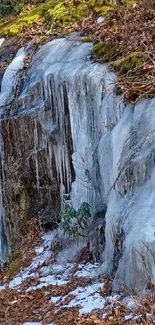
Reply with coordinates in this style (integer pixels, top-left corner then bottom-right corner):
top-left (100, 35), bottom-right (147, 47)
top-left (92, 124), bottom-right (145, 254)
top-left (5, 232), bottom-right (54, 290)
top-left (0, 231), bottom-right (73, 291)
top-left (51, 282), bottom-right (120, 316)
top-left (51, 283), bottom-right (105, 315)
top-left (74, 262), bottom-right (103, 279)
top-left (0, 230), bottom-right (141, 323)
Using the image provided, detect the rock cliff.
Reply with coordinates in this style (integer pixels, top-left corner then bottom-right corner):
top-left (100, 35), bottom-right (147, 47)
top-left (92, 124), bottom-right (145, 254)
top-left (0, 36), bottom-right (155, 293)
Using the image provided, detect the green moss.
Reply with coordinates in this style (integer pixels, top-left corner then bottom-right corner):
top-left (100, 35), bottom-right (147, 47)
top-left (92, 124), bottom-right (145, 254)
top-left (11, 251), bottom-right (21, 262)
top-left (0, 0), bottom-right (61, 36)
top-left (83, 37), bottom-right (92, 42)
top-left (47, 0), bottom-right (114, 29)
top-left (47, 1), bottom-right (86, 27)
top-left (113, 52), bottom-right (148, 75)
top-left (40, 35), bottom-right (48, 43)
top-left (8, 252), bottom-right (22, 279)
top-left (122, 0), bottom-right (138, 7)
top-left (92, 41), bottom-right (121, 61)
top-left (0, 0), bottom-right (137, 37)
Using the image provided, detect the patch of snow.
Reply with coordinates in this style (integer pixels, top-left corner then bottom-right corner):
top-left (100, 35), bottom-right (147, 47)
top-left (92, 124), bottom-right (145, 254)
top-left (8, 232), bottom-right (54, 289)
top-left (26, 283), bottom-right (49, 292)
top-left (97, 16), bottom-right (104, 24)
top-left (123, 297), bottom-right (138, 312)
top-left (0, 38), bottom-right (5, 47)
top-left (40, 275), bottom-right (68, 285)
top-left (51, 281), bottom-right (120, 316)
top-left (23, 323), bottom-right (43, 325)
top-left (10, 300), bottom-right (17, 304)
top-left (125, 314), bottom-right (133, 321)
top-left (0, 231), bottom-right (77, 292)
top-left (9, 275), bottom-right (27, 289)
top-left (133, 315), bottom-right (142, 320)
top-left (75, 263), bottom-right (101, 279)
top-left (62, 283), bottom-right (105, 315)
top-left (102, 313), bottom-right (107, 319)
top-left (26, 274), bottom-right (69, 292)
top-left (51, 296), bottom-right (62, 304)
top-left (146, 312), bottom-right (153, 320)
top-left (39, 262), bottom-right (74, 279)
top-left (39, 264), bottom-right (64, 277)
top-left (35, 246), bottom-right (44, 254)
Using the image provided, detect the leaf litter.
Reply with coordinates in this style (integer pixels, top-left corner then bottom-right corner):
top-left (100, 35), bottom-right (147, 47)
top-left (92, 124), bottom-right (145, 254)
top-left (0, 220), bottom-right (154, 324)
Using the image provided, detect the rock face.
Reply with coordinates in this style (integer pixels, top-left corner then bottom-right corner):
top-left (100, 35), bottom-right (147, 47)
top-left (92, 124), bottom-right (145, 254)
top-left (0, 36), bottom-right (155, 292)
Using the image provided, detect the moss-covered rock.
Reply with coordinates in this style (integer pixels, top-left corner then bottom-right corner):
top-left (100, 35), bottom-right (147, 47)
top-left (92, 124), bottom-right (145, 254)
top-left (92, 41), bottom-right (121, 61)
top-left (0, 0), bottom-right (114, 36)
top-left (0, 0), bottom-right (139, 37)
top-left (113, 52), bottom-right (148, 75)
top-left (46, 0), bottom-right (114, 29)
top-left (8, 252), bottom-right (22, 279)
top-left (0, 0), bottom-right (61, 36)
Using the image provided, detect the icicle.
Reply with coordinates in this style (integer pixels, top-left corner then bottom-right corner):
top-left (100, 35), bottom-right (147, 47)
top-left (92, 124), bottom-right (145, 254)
top-left (53, 144), bottom-right (63, 185)
top-left (34, 119), bottom-right (40, 192)
top-left (48, 143), bottom-right (53, 180)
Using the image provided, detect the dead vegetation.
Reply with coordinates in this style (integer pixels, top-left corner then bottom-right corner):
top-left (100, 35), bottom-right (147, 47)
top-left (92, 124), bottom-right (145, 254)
top-left (86, 0), bottom-right (155, 102)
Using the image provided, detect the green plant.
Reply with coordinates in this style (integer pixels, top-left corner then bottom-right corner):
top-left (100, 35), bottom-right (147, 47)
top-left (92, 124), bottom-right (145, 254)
top-left (59, 202), bottom-right (91, 239)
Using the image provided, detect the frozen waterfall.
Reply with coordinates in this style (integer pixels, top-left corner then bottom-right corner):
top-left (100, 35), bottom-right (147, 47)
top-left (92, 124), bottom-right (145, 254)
top-left (0, 36), bottom-right (155, 291)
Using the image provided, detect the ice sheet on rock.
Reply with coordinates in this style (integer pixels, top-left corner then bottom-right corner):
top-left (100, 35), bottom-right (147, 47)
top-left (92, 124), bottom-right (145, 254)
top-left (57, 242), bottom-right (86, 265)
top-left (0, 47), bottom-right (26, 106)
top-left (3, 36), bottom-right (155, 291)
